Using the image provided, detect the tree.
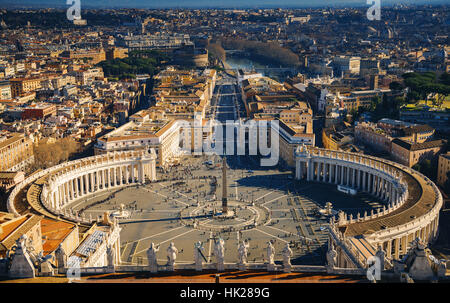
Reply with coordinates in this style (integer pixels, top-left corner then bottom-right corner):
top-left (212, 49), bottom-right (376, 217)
top-left (389, 81), bottom-right (404, 91)
top-left (207, 43), bottom-right (226, 62)
top-left (31, 138), bottom-right (80, 170)
top-left (402, 72), bottom-right (450, 106)
top-left (412, 159), bottom-right (437, 180)
top-left (369, 96), bottom-right (381, 111)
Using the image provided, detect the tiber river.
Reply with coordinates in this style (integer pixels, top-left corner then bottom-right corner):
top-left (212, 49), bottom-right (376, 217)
top-left (225, 55), bottom-right (292, 82)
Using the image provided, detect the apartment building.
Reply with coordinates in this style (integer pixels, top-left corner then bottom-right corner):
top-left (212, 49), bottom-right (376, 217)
top-left (0, 133), bottom-right (34, 171)
top-left (9, 77), bottom-right (41, 98)
top-left (437, 152), bottom-right (450, 189)
top-left (391, 138), bottom-right (446, 167)
top-left (75, 68), bottom-right (104, 86)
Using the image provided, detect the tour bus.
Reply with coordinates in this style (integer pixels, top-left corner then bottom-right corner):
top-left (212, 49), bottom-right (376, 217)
top-left (337, 185), bottom-right (357, 195)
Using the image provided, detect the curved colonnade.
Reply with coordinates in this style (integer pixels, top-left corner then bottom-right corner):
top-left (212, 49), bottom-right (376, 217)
top-left (7, 150), bottom-right (157, 224)
top-left (295, 146), bottom-right (443, 265)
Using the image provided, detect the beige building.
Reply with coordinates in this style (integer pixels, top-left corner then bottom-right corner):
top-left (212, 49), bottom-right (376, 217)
top-left (437, 152), bottom-right (450, 188)
top-left (40, 218), bottom-right (79, 260)
top-left (62, 49), bottom-right (106, 65)
top-left (152, 67), bottom-right (217, 119)
top-left (0, 133), bottom-right (34, 172)
top-left (94, 116), bottom-right (211, 167)
top-left (9, 77), bottom-right (41, 98)
top-left (276, 119), bottom-right (315, 167)
top-left (391, 138), bottom-right (446, 167)
top-left (0, 213), bottom-right (43, 258)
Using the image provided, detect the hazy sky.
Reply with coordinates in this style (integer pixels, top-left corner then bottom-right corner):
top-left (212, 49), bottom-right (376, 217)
top-left (0, 0), bottom-right (447, 8)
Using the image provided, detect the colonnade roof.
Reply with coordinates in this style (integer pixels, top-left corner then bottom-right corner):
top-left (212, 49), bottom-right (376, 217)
top-left (344, 164), bottom-right (438, 237)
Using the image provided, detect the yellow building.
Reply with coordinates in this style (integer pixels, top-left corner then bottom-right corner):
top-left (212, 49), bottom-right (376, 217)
top-left (322, 122), bottom-right (354, 151)
top-left (0, 133), bottom-right (34, 171)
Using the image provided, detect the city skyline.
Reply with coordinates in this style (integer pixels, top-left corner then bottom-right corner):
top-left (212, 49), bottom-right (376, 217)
top-left (0, 0), bottom-right (448, 9)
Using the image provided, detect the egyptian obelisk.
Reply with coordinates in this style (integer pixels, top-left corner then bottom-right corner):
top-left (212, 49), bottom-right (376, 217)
top-left (222, 156), bottom-right (228, 214)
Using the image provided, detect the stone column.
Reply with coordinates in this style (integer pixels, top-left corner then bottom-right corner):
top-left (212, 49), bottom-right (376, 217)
top-left (328, 164), bottom-right (332, 183)
top-left (108, 168), bottom-right (112, 187)
top-left (112, 168), bottom-right (116, 187)
top-left (401, 236), bottom-right (407, 255)
top-left (70, 179), bottom-right (75, 201)
top-left (131, 165), bottom-right (135, 183)
top-left (352, 168), bottom-right (356, 188)
top-left (362, 171), bottom-right (366, 191)
top-left (340, 165), bottom-right (344, 185)
top-left (394, 238), bottom-right (400, 260)
top-left (58, 185), bottom-right (63, 208)
top-left (139, 162), bottom-right (144, 183)
top-left (75, 177), bottom-right (79, 198)
top-left (372, 175), bottom-right (377, 195)
top-left (84, 174), bottom-right (89, 194)
top-left (346, 166), bottom-right (351, 187)
top-left (324, 163), bottom-right (328, 182)
top-left (387, 240), bottom-right (392, 259)
top-left (318, 162), bottom-right (323, 182)
top-left (55, 188), bottom-right (60, 208)
top-left (90, 172), bottom-right (95, 192)
top-left (334, 165), bottom-right (339, 184)
top-left (80, 174), bottom-right (85, 196)
top-left (357, 170), bottom-right (361, 189)
top-left (64, 182), bottom-right (69, 205)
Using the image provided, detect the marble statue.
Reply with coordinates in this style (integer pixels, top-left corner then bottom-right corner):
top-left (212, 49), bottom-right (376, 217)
top-left (8, 235), bottom-right (35, 278)
top-left (282, 243), bottom-right (293, 266)
top-left (147, 242), bottom-right (159, 273)
top-left (106, 245), bottom-right (115, 268)
top-left (437, 260), bottom-right (447, 278)
top-left (194, 241), bottom-right (205, 271)
top-left (214, 238), bottom-right (225, 271)
top-left (167, 242), bottom-right (178, 270)
top-left (266, 241), bottom-right (275, 265)
top-left (238, 241), bottom-right (249, 265)
top-left (326, 240), bottom-right (337, 270)
top-left (55, 244), bottom-right (67, 274)
top-left (282, 243), bottom-right (293, 272)
top-left (375, 245), bottom-right (386, 271)
top-left (266, 241), bottom-right (275, 271)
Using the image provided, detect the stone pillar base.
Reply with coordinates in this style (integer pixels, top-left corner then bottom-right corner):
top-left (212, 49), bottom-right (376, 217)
top-left (167, 264), bottom-right (175, 272)
top-left (238, 263), bottom-right (246, 271)
top-left (195, 263), bottom-right (203, 272)
top-left (217, 263), bottom-right (224, 272)
top-left (148, 265), bottom-right (158, 273)
top-left (267, 263), bottom-right (276, 272)
top-left (283, 265), bottom-right (292, 273)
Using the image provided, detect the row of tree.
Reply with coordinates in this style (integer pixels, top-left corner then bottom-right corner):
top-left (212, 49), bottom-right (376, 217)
top-left (219, 38), bottom-right (300, 67)
top-left (97, 50), bottom-right (169, 79)
top-left (401, 72), bottom-right (450, 107)
top-left (29, 138), bottom-right (80, 171)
